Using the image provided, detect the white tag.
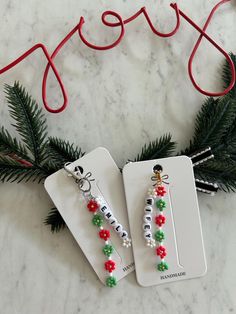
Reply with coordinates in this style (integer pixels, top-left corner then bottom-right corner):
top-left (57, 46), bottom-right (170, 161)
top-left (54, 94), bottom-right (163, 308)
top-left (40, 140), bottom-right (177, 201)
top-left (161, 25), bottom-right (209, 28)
top-left (123, 156), bottom-right (207, 287)
top-left (44, 147), bottom-right (134, 285)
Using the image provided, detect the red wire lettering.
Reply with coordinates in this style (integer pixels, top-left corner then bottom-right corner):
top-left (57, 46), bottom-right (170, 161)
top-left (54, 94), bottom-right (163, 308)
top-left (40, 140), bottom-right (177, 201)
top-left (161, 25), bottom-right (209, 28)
top-left (0, 1), bottom-right (235, 114)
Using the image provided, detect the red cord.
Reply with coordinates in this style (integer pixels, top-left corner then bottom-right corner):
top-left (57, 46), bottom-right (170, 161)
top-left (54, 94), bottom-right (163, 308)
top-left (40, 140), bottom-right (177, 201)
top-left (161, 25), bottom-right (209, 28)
top-left (170, 1), bottom-right (235, 96)
top-left (0, 43), bottom-right (68, 113)
top-left (0, 0), bottom-right (235, 113)
top-left (78, 12), bottom-right (125, 50)
top-left (78, 5), bottom-right (180, 49)
top-left (42, 22), bottom-right (83, 112)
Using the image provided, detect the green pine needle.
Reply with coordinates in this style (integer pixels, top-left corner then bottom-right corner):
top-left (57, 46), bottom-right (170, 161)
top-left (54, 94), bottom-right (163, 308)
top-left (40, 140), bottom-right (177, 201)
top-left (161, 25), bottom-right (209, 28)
top-left (5, 82), bottom-right (48, 164)
top-left (44, 208), bottom-right (66, 233)
top-left (222, 52), bottom-right (236, 97)
top-left (0, 155), bottom-right (48, 183)
top-left (188, 96), bottom-right (236, 152)
top-left (47, 137), bottom-right (85, 167)
top-left (195, 160), bottom-right (236, 192)
top-left (135, 134), bottom-right (176, 161)
top-left (0, 82), bottom-right (83, 232)
top-left (0, 126), bottom-right (31, 162)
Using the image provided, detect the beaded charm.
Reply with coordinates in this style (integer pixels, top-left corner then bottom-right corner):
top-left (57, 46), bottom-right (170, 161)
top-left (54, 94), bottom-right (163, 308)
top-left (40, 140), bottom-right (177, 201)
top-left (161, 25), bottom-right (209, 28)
top-left (143, 164), bottom-right (169, 272)
top-left (64, 162), bottom-right (131, 287)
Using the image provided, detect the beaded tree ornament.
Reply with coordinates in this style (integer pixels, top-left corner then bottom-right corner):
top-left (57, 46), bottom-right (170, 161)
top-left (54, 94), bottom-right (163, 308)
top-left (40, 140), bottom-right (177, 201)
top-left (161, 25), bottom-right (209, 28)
top-left (143, 164), bottom-right (169, 272)
top-left (64, 163), bottom-right (131, 287)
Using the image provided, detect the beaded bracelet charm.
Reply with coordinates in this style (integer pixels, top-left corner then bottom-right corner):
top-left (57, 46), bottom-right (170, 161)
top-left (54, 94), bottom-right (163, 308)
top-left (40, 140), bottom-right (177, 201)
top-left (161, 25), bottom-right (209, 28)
top-left (64, 162), bottom-right (131, 287)
top-left (143, 164), bottom-right (169, 272)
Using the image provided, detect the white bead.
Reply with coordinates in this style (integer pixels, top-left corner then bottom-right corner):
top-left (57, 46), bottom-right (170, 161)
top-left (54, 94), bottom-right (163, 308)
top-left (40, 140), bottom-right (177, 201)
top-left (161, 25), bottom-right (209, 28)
top-left (145, 197), bottom-right (154, 206)
top-left (104, 211), bottom-right (113, 220)
top-left (118, 230), bottom-right (128, 239)
top-left (108, 217), bottom-right (118, 227)
top-left (114, 224), bottom-right (123, 233)
top-left (95, 197), bottom-right (104, 206)
top-left (143, 223), bottom-right (151, 231)
top-left (144, 231), bottom-right (152, 239)
top-left (122, 238), bottom-right (132, 248)
top-left (144, 206), bottom-right (153, 214)
top-left (148, 188), bottom-right (157, 197)
top-left (99, 205), bottom-right (109, 214)
top-left (143, 214), bottom-right (152, 223)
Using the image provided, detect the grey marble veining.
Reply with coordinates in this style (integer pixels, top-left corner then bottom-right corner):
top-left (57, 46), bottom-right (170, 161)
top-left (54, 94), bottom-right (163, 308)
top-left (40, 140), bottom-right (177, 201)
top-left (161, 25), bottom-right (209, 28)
top-left (0, 0), bottom-right (236, 313)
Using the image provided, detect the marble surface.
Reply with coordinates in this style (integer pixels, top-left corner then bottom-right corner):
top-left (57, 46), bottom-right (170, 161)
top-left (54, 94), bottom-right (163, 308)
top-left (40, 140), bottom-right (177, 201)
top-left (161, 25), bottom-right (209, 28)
top-left (0, 0), bottom-right (236, 313)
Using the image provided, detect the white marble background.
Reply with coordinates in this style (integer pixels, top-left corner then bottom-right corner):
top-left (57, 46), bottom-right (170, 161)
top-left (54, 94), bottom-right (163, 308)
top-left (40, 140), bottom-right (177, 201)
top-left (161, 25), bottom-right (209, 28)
top-left (0, 0), bottom-right (236, 313)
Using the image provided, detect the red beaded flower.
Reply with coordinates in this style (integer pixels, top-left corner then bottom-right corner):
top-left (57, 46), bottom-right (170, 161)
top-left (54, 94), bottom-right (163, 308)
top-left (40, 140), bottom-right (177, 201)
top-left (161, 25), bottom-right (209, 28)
top-left (156, 186), bottom-right (166, 197)
top-left (99, 229), bottom-right (110, 241)
top-left (87, 199), bottom-right (99, 212)
top-left (156, 246), bottom-right (167, 259)
top-left (105, 260), bottom-right (116, 273)
top-left (155, 215), bottom-right (166, 227)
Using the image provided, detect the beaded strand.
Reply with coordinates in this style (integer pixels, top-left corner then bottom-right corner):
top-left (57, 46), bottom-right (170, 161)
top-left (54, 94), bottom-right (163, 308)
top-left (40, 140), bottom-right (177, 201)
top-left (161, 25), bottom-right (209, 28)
top-left (87, 196), bottom-right (131, 287)
top-left (143, 167), bottom-right (169, 272)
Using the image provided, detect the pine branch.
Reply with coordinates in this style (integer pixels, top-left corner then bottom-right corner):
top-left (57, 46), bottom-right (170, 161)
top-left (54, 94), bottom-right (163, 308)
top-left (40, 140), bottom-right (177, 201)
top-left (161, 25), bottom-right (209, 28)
top-left (44, 207), bottom-right (66, 232)
top-left (222, 52), bottom-right (236, 98)
top-left (135, 134), bottom-right (176, 161)
top-left (195, 160), bottom-right (236, 192)
top-left (0, 126), bottom-right (32, 163)
top-left (182, 95), bottom-right (236, 157)
top-left (194, 96), bottom-right (236, 150)
top-left (5, 82), bottom-right (48, 164)
top-left (47, 137), bottom-right (84, 167)
top-left (0, 155), bottom-right (49, 183)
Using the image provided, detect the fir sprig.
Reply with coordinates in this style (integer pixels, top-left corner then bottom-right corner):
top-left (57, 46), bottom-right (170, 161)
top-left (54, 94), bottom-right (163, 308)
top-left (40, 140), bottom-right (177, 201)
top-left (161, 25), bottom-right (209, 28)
top-left (135, 134), bottom-right (176, 161)
top-left (0, 82), bottom-right (84, 232)
top-left (0, 155), bottom-right (48, 183)
top-left (5, 82), bottom-right (48, 164)
top-left (47, 137), bottom-right (84, 168)
top-left (222, 52), bottom-right (236, 98)
top-left (0, 126), bottom-right (30, 162)
top-left (44, 208), bottom-right (66, 233)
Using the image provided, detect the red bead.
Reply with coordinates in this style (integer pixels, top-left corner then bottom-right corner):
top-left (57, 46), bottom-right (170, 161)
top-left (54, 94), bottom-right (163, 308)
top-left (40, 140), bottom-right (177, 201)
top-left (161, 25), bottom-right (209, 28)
top-left (99, 229), bottom-right (110, 241)
top-left (87, 199), bottom-right (99, 212)
top-left (104, 260), bottom-right (116, 273)
top-left (155, 215), bottom-right (166, 227)
top-left (156, 246), bottom-right (167, 259)
top-left (156, 186), bottom-right (166, 197)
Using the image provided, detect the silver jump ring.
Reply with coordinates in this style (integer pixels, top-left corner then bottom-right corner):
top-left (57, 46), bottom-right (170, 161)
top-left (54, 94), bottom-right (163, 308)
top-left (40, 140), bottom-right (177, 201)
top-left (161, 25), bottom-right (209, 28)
top-left (77, 177), bottom-right (92, 193)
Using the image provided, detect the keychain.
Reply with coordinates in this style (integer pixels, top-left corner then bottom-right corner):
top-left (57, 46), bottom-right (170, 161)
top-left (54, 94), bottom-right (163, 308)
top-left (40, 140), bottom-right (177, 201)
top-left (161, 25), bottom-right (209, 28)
top-left (143, 164), bottom-right (169, 272)
top-left (64, 162), bottom-right (131, 287)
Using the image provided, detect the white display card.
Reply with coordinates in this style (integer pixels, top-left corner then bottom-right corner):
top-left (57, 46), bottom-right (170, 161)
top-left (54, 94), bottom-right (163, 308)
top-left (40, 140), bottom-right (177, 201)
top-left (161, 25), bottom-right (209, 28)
top-left (123, 156), bottom-right (207, 287)
top-left (44, 147), bottom-right (134, 285)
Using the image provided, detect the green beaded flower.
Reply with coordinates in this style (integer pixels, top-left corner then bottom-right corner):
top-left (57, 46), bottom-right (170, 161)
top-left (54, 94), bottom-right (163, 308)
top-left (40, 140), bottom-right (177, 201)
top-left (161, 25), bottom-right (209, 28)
top-left (155, 230), bottom-right (165, 242)
top-left (156, 199), bottom-right (166, 211)
top-left (92, 214), bottom-right (103, 227)
top-left (103, 244), bottom-right (114, 257)
top-left (157, 261), bottom-right (169, 272)
top-left (106, 276), bottom-right (117, 288)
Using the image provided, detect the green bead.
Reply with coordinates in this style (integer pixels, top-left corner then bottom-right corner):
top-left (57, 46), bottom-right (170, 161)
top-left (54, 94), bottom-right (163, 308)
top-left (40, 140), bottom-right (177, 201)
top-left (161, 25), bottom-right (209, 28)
top-left (156, 199), bottom-right (166, 211)
top-left (103, 244), bottom-right (114, 257)
top-left (92, 214), bottom-right (103, 227)
top-left (106, 276), bottom-right (117, 288)
top-left (154, 230), bottom-right (165, 242)
top-left (157, 261), bottom-right (169, 272)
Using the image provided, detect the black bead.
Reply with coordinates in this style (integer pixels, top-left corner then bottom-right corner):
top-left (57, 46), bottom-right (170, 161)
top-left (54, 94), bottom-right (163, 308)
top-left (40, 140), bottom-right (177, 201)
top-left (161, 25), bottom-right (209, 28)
top-left (153, 164), bottom-right (163, 173)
